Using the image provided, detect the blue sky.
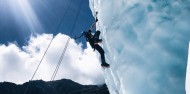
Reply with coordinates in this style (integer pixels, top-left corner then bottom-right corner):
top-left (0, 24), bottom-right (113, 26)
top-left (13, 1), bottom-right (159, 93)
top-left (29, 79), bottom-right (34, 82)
top-left (0, 0), bottom-right (105, 85)
top-left (0, 0), bottom-right (94, 47)
top-left (1, 0), bottom-right (190, 93)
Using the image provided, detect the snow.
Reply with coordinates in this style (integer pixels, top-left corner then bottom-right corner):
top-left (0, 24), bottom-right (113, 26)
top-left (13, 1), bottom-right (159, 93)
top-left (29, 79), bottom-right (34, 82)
top-left (89, 0), bottom-right (190, 94)
top-left (186, 43), bottom-right (190, 94)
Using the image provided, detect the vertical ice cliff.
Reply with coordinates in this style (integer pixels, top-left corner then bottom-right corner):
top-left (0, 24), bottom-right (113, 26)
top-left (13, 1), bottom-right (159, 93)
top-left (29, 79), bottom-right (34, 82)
top-left (186, 43), bottom-right (190, 94)
top-left (89, 0), bottom-right (190, 94)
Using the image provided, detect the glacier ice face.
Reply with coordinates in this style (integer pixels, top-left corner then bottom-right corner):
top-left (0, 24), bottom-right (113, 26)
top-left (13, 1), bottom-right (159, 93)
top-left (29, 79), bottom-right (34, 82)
top-left (186, 43), bottom-right (190, 94)
top-left (89, 0), bottom-right (190, 94)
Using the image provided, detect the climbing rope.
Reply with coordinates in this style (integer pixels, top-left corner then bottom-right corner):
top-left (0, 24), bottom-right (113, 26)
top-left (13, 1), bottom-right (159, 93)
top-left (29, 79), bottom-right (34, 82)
top-left (92, 0), bottom-right (101, 30)
top-left (24, 0), bottom-right (84, 93)
top-left (50, 0), bottom-right (84, 81)
top-left (23, 0), bottom-right (73, 94)
top-left (95, 12), bottom-right (101, 30)
top-left (51, 38), bottom-right (70, 81)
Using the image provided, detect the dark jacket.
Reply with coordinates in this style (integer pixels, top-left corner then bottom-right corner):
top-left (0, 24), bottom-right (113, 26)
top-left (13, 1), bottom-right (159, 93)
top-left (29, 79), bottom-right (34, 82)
top-left (83, 30), bottom-right (95, 49)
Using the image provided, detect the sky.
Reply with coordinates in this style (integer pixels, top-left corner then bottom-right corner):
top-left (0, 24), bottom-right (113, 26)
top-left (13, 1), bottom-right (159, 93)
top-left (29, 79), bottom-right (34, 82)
top-left (89, 0), bottom-right (190, 93)
top-left (1, 0), bottom-right (190, 94)
top-left (0, 0), bottom-right (94, 47)
top-left (0, 0), bottom-right (104, 85)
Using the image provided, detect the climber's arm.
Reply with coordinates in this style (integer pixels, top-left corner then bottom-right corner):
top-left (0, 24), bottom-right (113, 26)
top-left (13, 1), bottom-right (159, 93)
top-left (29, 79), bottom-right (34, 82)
top-left (89, 18), bottom-right (98, 32)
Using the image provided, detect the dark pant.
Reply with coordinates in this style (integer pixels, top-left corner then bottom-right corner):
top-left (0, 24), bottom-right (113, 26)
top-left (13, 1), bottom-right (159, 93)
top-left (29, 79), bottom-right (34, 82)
top-left (93, 31), bottom-right (106, 64)
top-left (94, 44), bottom-right (106, 64)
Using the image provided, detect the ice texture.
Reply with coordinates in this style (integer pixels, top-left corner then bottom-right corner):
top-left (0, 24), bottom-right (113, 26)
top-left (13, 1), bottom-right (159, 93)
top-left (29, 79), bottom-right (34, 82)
top-left (89, 0), bottom-right (190, 94)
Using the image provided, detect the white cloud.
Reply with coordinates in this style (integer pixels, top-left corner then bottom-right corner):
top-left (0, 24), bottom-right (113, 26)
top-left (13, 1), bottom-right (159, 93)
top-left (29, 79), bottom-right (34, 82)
top-left (0, 33), bottom-right (104, 85)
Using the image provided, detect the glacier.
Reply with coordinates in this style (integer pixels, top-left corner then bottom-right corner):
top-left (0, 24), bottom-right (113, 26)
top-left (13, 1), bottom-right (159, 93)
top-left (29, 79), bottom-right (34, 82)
top-left (186, 43), bottom-right (190, 94)
top-left (89, 0), bottom-right (190, 94)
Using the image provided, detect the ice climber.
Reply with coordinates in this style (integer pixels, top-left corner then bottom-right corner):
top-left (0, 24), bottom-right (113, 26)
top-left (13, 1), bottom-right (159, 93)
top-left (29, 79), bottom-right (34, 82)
top-left (75, 18), bottom-right (110, 68)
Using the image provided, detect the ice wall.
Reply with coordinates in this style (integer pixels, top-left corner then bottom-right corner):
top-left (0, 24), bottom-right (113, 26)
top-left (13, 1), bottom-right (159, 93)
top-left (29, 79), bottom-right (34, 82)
top-left (89, 0), bottom-right (190, 94)
top-left (186, 43), bottom-right (190, 94)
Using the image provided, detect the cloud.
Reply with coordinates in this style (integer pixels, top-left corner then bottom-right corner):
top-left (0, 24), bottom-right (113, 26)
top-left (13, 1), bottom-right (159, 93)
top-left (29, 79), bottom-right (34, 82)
top-left (0, 33), bottom-right (104, 85)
